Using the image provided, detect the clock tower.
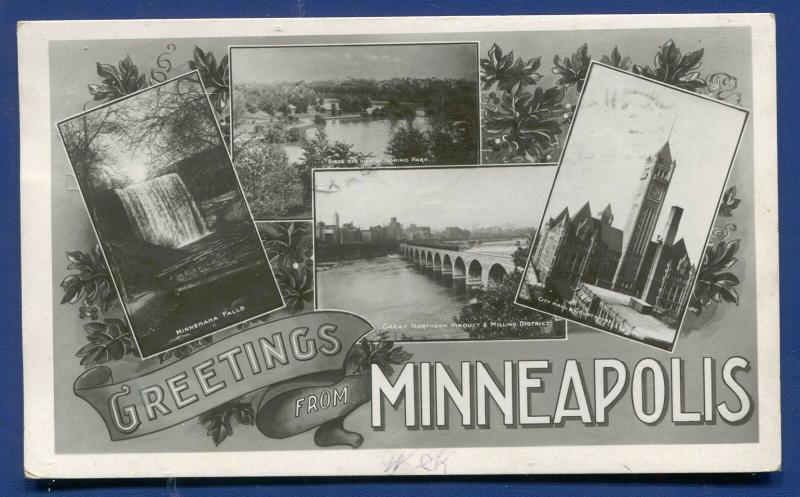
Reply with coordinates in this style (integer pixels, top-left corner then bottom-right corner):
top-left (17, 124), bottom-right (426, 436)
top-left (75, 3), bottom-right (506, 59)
top-left (612, 139), bottom-right (676, 294)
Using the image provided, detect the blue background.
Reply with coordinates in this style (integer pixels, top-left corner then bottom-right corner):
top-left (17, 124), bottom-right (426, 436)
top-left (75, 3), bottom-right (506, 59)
top-left (1, 1), bottom-right (796, 495)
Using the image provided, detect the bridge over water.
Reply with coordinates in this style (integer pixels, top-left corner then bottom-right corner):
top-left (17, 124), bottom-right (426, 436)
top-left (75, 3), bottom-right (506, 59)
top-left (398, 242), bottom-right (518, 288)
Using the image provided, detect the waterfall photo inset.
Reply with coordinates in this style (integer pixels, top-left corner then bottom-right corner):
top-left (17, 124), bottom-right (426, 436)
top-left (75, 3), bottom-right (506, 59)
top-left (57, 71), bottom-right (284, 359)
top-left (313, 165), bottom-right (566, 342)
top-left (515, 63), bottom-right (748, 351)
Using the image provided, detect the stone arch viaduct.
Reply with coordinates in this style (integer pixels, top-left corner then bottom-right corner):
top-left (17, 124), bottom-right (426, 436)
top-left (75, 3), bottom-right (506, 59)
top-left (398, 242), bottom-right (516, 288)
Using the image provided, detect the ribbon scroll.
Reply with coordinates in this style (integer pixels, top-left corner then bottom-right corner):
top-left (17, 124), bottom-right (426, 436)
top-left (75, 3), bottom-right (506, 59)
top-left (74, 311), bottom-right (374, 445)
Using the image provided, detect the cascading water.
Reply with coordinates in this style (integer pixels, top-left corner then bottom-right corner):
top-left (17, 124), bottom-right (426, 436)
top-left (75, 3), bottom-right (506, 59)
top-left (116, 172), bottom-right (210, 249)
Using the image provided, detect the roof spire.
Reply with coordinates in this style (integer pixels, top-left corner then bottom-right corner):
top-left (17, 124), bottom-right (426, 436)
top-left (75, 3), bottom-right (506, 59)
top-left (667, 116), bottom-right (677, 142)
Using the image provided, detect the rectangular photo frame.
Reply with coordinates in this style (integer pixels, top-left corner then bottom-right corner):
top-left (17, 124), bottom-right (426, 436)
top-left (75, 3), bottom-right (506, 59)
top-left (228, 42), bottom-right (482, 220)
top-left (56, 71), bottom-right (285, 359)
top-left (515, 61), bottom-right (749, 351)
top-left (312, 164), bottom-right (567, 342)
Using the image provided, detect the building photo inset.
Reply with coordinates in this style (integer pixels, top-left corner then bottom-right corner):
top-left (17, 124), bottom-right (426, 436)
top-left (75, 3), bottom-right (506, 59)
top-left (516, 63), bottom-right (748, 351)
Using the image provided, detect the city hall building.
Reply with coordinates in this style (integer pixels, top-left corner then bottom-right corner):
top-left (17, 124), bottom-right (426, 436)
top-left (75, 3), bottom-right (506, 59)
top-left (526, 140), bottom-right (697, 336)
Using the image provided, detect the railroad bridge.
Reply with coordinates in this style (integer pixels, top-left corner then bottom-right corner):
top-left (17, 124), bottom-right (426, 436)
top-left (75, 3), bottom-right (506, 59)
top-left (398, 242), bottom-right (517, 288)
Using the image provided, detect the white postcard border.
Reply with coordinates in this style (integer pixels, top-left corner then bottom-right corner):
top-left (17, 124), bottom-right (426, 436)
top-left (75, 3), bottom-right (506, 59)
top-left (20, 13), bottom-right (779, 478)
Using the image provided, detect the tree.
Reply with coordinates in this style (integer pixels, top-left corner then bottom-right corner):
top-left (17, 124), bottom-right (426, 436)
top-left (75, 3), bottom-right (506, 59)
top-left (512, 246), bottom-right (530, 270)
top-left (122, 76), bottom-right (222, 168)
top-left (385, 120), bottom-right (430, 165)
top-left (258, 97), bottom-right (275, 120)
top-left (230, 92), bottom-right (250, 134)
top-left (295, 128), bottom-right (371, 204)
top-left (329, 142), bottom-right (369, 168)
top-left (297, 128), bottom-right (332, 205)
top-left (234, 144), bottom-right (303, 218)
top-left (453, 270), bottom-right (554, 339)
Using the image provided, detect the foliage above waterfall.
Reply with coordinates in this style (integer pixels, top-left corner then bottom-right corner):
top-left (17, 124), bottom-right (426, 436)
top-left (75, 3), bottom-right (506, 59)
top-left (63, 72), bottom-right (224, 192)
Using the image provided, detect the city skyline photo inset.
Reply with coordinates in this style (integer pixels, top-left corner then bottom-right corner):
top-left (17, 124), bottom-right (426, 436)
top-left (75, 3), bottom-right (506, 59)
top-left (515, 62), bottom-right (748, 351)
top-left (313, 165), bottom-right (566, 342)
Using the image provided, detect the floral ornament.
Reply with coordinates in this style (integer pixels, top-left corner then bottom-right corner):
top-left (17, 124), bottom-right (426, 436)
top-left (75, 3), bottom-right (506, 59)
top-left (199, 400), bottom-right (255, 446)
top-left (483, 85), bottom-right (566, 162)
top-left (189, 46), bottom-right (229, 114)
top-left (700, 72), bottom-right (742, 104)
top-left (690, 239), bottom-right (741, 314)
top-left (632, 40), bottom-right (706, 91)
top-left (600, 46), bottom-right (631, 70)
top-left (78, 300), bottom-right (99, 321)
top-left (480, 43), bottom-right (542, 92)
top-left (88, 55), bottom-right (149, 102)
top-left (718, 185), bottom-right (742, 218)
top-left (149, 43), bottom-right (177, 83)
top-left (76, 318), bottom-right (136, 369)
top-left (347, 337), bottom-right (413, 376)
top-left (262, 222), bottom-right (313, 271)
top-left (275, 266), bottom-right (314, 314)
top-left (552, 43), bottom-right (592, 92)
top-left (61, 245), bottom-right (117, 314)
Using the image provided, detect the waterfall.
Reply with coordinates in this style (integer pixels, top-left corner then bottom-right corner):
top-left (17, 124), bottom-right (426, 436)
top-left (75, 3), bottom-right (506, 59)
top-left (116, 173), bottom-right (210, 249)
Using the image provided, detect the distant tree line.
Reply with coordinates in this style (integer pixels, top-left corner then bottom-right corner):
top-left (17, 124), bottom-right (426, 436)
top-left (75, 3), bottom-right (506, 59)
top-left (237, 77), bottom-right (477, 122)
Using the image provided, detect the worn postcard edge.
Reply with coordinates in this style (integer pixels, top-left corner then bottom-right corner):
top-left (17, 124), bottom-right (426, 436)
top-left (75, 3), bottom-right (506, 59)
top-left (19, 14), bottom-right (780, 478)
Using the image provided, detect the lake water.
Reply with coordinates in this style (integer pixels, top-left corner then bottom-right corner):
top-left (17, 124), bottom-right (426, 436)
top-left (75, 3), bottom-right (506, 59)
top-left (284, 115), bottom-right (429, 165)
top-left (316, 254), bottom-right (475, 340)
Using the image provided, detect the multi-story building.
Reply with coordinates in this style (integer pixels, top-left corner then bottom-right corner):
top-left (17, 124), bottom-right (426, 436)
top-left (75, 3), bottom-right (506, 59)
top-left (528, 139), bottom-right (695, 327)
top-left (612, 140), bottom-right (676, 293)
top-left (531, 202), bottom-right (622, 288)
top-left (444, 226), bottom-right (471, 240)
top-left (406, 223), bottom-right (432, 240)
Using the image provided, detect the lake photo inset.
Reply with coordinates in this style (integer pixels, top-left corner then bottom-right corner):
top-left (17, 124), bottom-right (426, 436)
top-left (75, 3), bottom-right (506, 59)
top-left (230, 43), bottom-right (481, 220)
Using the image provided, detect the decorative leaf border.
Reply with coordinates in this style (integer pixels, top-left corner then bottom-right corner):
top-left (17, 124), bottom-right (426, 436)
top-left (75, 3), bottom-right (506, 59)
top-left (57, 37), bottom-right (748, 445)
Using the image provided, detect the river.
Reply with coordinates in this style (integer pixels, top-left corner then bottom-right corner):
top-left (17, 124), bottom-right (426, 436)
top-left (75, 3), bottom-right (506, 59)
top-left (316, 254), bottom-right (475, 340)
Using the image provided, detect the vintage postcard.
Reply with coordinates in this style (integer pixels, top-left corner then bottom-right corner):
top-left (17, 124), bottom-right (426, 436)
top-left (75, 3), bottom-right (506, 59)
top-left (229, 43), bottom-right (481, 220)
top-left (20, 14), bottom-right (778, 478)
top-left (313, 165), bottom-right (566, 341)
top-left (56, 72), bottom-right (285, 359)
top-left (515, 63), bottom-right (748, 351)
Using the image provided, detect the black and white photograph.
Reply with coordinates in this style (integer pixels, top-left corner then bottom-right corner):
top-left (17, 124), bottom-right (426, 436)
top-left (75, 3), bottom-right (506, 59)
top-left (516, 62), bottom-right (748, 350)
top-left (313, 165), bottom-right (566, 341)
top-left (23, 15), bottom-right (781, 477)
top-left (57, 72), bottom-right (284, 358)
top-left (230, 43), bottom-right (481, 220)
